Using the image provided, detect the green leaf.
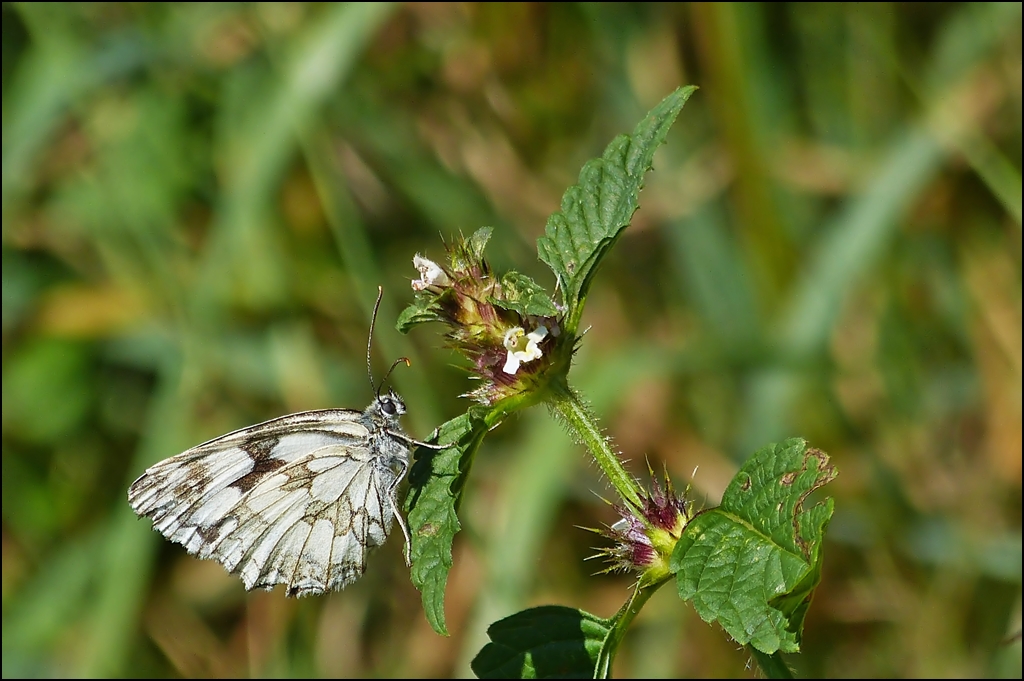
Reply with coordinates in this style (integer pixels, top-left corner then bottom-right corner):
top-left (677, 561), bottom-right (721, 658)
top-left (748, 649), bottom-right (795, 680)
top-left (536, 86), bottom-right (697, 335)
top-left (396, 293), bottom-right (446, 333)
top-left (670, 438), bottom-right (836, 654)
top-left (455, 226), bottom-right (494, 269)
top-left (491, 271), bottom-right (561, 318)
top-left (405, 409), bottom-right (489, 636)
top-left (471, 606), bottom-right (611, 679)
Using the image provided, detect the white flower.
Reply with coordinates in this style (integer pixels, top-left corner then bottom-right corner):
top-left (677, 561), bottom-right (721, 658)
top-left (412, 254), bottom-right (450, 291)
top-left (502, 324), bottom-right (548, 374)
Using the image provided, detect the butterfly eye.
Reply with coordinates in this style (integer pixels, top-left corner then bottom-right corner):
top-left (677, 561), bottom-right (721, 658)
top-left (380, 397), bottom-right (398, 416)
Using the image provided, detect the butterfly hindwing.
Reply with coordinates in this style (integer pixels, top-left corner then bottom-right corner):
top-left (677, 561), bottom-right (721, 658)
top-left (128, 403), bottom-right (410, 597)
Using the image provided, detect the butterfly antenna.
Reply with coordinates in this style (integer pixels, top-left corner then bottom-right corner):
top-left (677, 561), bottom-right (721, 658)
top-left (367, 286), bottom-right (384, 398)
top-left (367, 286), bottom-right (413, 399)
top-left (377, 357), bottom-right (411, 398)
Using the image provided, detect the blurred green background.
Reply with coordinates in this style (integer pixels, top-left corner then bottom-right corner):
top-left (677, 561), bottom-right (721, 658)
top-left (2, 2), bottom-right (1020, 678)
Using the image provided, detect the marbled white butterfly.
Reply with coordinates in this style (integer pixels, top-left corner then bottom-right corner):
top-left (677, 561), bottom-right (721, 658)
top-left (128, 288), bottom-right (438, 597)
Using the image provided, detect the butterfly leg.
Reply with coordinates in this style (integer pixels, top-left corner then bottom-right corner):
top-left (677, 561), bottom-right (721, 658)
top-left (386, 467), bottom-right (412, 567)
top-left (393, 503), bottom-right (412, 567)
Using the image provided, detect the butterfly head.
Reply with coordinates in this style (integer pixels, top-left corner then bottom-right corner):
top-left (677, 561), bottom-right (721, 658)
top-left (374, 390), bottom-right (407, 422)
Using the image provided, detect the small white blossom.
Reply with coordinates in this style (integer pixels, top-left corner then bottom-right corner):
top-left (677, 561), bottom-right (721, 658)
top-left (502, 325), bottom-right (548, 374)
top-left (412, 254), bottom-right (450, 292)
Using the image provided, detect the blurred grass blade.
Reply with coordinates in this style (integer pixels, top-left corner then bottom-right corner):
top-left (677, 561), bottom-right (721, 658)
top-left (739, 126), bottom-right (944, 454)
top-left (300, 127), bottom-right (441, 432)
top-left (668, 202), bottom-right (761, 347)
top-left (918, 1), bottom-right (1023, 227)
top-left (1, 530), bottom-right (98, 676)
top-left (954, 134), bottom-right (1022, 228)
top-left (1, 5), bottom-right (152, 217)
top-left (195, 2), bottom-right (397, 311)
top-left (331, 97), bottom-right (525, 262)
top-left (780, 128), bottom-right (946, 359)
top-left (738, 1), bottom-right (1020, 454)
top-left (76, 361), bottom-right (192, 677)
top-left (923, 2), bottom-right (1022, 90)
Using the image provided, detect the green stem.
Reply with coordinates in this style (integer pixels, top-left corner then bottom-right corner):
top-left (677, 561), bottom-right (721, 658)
top-left (595, 575), bottom-right (671, 678)
top-left (547, 378), bottom-right (643, 509)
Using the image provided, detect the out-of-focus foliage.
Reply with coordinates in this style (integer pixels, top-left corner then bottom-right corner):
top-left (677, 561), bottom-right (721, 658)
top-left (2, 2), bottom-right (1020, 678)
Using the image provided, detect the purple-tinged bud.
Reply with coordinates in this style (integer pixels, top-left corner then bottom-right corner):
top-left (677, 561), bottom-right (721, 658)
top-left (591, 469), bottom-right (693, 583)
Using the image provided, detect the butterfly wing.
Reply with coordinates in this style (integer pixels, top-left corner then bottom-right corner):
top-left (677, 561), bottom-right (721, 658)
top-left (128, 409), bottom-right (406, 597)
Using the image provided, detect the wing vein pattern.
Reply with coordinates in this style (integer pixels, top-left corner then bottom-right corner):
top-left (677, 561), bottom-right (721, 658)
top-left (128, 400), bottom-right (412, 597)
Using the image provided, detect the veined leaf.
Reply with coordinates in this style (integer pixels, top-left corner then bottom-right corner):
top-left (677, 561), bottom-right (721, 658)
top-left (471, 605), bottom-right (611, 679)
top-left (396, 294), bottom-right (447, 333)
top-left (455, 226), bottom-right (493, 270)
top-left (670, 438), bottom-right (836, 654)
top-left (491, 271), bottom-right (561, 319)
top-left (537, 86), bottom-right (697, 335)
top-left (405, 409), bottom-right (488, 636)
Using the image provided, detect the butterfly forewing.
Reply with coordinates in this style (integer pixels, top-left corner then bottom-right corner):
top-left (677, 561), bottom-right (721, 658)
top-left (128, 399), bottom-right (411, 597)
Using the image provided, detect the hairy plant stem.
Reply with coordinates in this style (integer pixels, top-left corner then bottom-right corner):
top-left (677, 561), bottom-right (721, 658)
top-left (594, 575), bottom-right (670, 677)
top-left (547, 378), bottom-right (643, 509)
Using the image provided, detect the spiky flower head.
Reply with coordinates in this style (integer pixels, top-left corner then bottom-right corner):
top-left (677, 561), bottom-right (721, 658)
top-left (399, 228), bottom-right (566, 405)
top-left (592, 467), bottom-right (694, 585)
